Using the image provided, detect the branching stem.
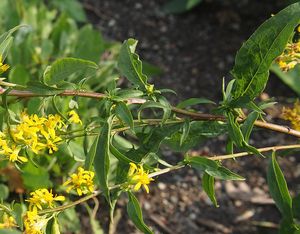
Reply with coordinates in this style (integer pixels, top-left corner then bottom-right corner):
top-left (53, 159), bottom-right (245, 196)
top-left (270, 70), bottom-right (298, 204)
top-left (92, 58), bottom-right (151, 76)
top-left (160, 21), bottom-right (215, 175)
top-left (37, 143), bottom-right (300, 215)
top-left (1, 88), bottom-right (299, 137)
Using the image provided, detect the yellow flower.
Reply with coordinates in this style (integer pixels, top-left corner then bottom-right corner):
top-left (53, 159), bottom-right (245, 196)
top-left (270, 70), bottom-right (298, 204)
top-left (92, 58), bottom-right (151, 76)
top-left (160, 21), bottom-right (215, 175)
top-left (26, 188), bottom-right (65, 210)
top-left (68, 110), bottom-right (82, 125)
top-left (127, 163), bottom-right (154, 193)
top-left (0, 55), bottom-right (9, 74)
top-left (282, 100), bottom-right (300, 130)
top-left (24, 208), bottom-right (49, 234)
top-left (63, 167), bottom-right (95, 196)
top-left (0, 213), bottom-right (17, 229)
top-left (7, 145), bottom-right (28, 163)
top-left (276, 41), bottom-right (300, 72)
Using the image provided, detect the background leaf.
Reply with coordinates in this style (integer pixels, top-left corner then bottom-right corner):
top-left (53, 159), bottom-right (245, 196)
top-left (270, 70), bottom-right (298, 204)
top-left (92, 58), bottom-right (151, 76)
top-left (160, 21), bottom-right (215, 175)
top-left (127, 191), bottom-right (153, 234)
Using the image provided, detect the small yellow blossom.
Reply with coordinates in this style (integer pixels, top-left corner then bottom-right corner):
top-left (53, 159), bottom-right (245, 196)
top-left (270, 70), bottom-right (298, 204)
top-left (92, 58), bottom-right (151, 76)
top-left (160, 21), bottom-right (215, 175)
top-left (282, 100), bottom-right (300, 130)
top-left (24, 208), bottom-right (49, 234)
top-left (63, 167), bottom-right (95, 196)
top-left (68, 110), bottom-right (82, 125)
top-left (0, 213), bottom-right (17, 229)
top-left (127, 163), bottom-right (154, 193)
top-left (26, 188), bottom-right (65, 211)
top-left (7, 145), bottom-right (28, 163)
top-left (0, 55), bottom-right (9, 74)
top-left (276, 40), bottom-right (300, 72)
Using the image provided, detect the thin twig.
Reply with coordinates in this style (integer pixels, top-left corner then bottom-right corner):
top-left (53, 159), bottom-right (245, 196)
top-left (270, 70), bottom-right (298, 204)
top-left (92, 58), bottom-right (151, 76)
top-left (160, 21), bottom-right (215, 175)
top-left (37, 143), bottom-right (300, 215)
top-left (1, 88), bottom-right (299, 137)
top-left (209, 144), bottom-right (300, 161)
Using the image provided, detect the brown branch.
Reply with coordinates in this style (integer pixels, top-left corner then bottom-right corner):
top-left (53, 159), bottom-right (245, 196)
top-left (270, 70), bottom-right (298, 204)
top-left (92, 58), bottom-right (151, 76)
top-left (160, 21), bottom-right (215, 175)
top-left (1, 88), bottom-right (300, 137)
top-left (209, 144), bottom-right (300, 161)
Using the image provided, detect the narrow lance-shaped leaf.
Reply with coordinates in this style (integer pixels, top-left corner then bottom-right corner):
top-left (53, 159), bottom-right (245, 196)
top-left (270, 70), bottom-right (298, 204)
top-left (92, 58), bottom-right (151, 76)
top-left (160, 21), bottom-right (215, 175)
top-left (267, 152), bottom-right (293, 221)
top-left (118, 39), bottom-right (149, 91)
top-left (127, 191), bottom-right (153, 234)
top-left (227, 112), bottom-right (244, 148)
top-left (202, 172), bottom-right (219, 207)
top-left (230, 2), bottom-right (300, 106)
top-left (84, 136), bottom-right (99, 170)
top-left (176, 97), bottom-right (215, 109)
top-left (0, 25), bottom-right (26, 59)
top-left (115, 102), bottom-right (134, 130)
top-left (185, 156), bottom-right (244, 180)
top-left (94, 116), bottom-right (113, 206)
top-left (241, 111), bottom-right (259, 143)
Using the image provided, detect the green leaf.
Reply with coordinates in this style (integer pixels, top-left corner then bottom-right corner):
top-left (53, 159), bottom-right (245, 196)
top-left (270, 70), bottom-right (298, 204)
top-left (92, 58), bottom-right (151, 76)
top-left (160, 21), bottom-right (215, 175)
top-left (0, 36), bottom-right (13, 59)
top-left (202, 172), bottom-right (219, 207)
top-left (74, 25), bottom-right (105, 62)
top-left (267, 152), bottom-right (293, 221)
top-left (51, 0), bottom-right (87, 22)
top-left (43, 57), bottom-right (98, 86)
top-left (50, 217), bottom-right (61, 234)
top-left (93, 116), bottom-right (113, 206)
top-left (279, 219), bottom-right (300, 234)
top-left (185, 156), bottom-right (244, 180)
top-left (110, 144), bottom-right (138, 164)
top-left (165, 121), bottom-right (227, 152)
top-left (26, 81), bottom-right (64, 95)
top-left (231, 2), bottom-right (300, 105)
top-left (8, 64), bottom-right (30, 86)
top-left (128, 124), bottom-right (182, 162)
top-left (142, 61), bottom-right (163, 77)
top-left (138, 101), bottom-right (171, 123)
top-left (22, 162), bottom-right (52, 190)
top-left (116, 89), bottom-right (144, 99)
top-left (0, 25), bottom-right (26, 59)
top-left (241, 111), bottom-right (259, 142)
top-left (127, 191), bottom-right (153, 234)
top-left (118, 39), bottom-right (149, 90)
top-left (271, 64), bottom-right (300, 96)
top-left (115, 102), bottom-right (134, 130)
top-left (84, 136), bottom-right (99, 170)
top-left (0, 184), bottom-right (9, 200)
top-left (163, 0), bottom-right (202, 14)
top-left (177, 98), bottom-right (215, 109)
top-left (227, 112), bottom-right (244, 147)
top-left (0, 229), bottom-right (22, 234)
top-left (293, 194), bottom-right (300, 219)
top-left (180, 120), bottom-right (190, 146)
top-left (12, 203), bottom-right (25, 231)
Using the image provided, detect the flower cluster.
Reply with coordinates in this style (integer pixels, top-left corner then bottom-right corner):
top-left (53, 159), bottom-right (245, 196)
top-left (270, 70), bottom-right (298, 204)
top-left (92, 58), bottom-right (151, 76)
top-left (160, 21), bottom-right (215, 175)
top-left (282, 100), bottom-right (300, 130)
top-left (63, 167), bottom-right (95, 196)
top-left (276, 41), bottom-right (300, 72)
top-left (0, 110), bottom-right (82, 164)
top-left (0, 213), bottom-right (17, 229)
top-left (127, 163), bottom-right (154, 193)
top-left (24, 209), bottom-right (50, 234)
top-left (0, 55), bottom-right (9, 74)
top-left (26, 188), bottom-right (65, 211)
top-left (24, 188), bottom-right (65, 234)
